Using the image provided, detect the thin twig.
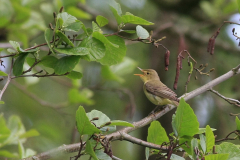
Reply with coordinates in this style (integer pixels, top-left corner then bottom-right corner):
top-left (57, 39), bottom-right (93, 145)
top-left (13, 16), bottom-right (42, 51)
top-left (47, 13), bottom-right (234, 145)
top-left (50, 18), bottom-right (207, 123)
top-left (215, 130), bottom-right (239, 142)
top-left (209, 89), bottom-right (240, 107)
top-left (0, 58), bottom-right (13, 100)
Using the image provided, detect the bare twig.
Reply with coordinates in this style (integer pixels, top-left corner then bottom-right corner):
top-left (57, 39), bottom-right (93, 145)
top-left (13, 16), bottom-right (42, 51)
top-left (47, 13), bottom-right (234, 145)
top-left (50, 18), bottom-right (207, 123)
top-left (209, 89), bottom-right (240, 107)
top-left (215, 130), bottom-right (239, 142)
top-left (22, 64), bottom-right (240, 160)
top-left (11, 72), bottom-right (69, 79)
top-left (0, 58), bottom-right (13, 100)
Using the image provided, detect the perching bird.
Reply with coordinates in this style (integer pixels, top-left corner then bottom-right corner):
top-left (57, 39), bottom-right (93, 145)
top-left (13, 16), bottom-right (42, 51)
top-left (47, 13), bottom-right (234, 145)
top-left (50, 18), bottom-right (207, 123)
top-left (134, 67), bottom-right (179, 108)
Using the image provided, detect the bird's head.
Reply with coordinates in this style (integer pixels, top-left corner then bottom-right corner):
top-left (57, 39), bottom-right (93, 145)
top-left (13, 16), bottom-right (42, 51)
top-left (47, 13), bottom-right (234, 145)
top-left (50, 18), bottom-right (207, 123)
top-left (134, 67), bottom-right (160, 82)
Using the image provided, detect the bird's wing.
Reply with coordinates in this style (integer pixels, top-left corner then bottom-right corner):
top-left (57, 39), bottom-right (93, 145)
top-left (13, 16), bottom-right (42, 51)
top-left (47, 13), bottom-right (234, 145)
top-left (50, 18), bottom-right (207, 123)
top-left (145, 81), bottom-right (179, 102)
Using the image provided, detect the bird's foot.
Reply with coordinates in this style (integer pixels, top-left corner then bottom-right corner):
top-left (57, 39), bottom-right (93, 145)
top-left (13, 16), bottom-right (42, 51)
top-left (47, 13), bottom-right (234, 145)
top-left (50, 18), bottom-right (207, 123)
top-left (148, 105), bottom-right (165, 116)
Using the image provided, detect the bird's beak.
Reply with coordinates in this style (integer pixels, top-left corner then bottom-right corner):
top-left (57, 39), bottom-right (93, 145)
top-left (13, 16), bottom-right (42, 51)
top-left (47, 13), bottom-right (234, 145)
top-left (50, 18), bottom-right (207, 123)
top-left (134, 67), bottom-right (144, 77)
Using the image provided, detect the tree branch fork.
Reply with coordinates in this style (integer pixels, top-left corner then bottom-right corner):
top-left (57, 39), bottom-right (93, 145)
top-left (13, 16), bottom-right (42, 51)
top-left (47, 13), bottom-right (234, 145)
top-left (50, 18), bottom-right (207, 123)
top-left (22, 64), bottom-right (240, 160)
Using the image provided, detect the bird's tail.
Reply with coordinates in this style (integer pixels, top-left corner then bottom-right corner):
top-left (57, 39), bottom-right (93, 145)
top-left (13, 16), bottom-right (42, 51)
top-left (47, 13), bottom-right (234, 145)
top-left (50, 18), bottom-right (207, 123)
top-left (172, 101), bottom-right (179, 107)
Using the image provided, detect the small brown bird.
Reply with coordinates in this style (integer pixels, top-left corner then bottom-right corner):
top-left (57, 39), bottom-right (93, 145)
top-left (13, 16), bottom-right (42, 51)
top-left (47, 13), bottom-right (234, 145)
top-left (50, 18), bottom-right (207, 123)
top-left (134, 67), bottom-right (179, 108)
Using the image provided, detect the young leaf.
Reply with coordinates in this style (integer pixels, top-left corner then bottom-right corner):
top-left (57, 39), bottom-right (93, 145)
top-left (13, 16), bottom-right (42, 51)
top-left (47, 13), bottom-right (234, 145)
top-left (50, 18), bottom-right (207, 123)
top-left (0, 71), bottom-right (8, 76)
top-left (57, 12), bottom-right (77, 27)
top-left (95, 150), bottom-right (111, 160)
top-left (147, 121), bottom-right (169, 145)
top-left (40, 56), bottom-right (58, 69)
top-left (18, 141), bottom-right (24, 159)
top-left (86, 110), bottom-right (116, 132)
top-left (200, 134), bottom-right (206, 154)
top-left (136, 25), bottom-right (149, 39)
top-left (66, 6), bottom-right (92, 20)
top-left (235, 116), bottom-right (240, 130)
top-left (92, 21), bottom-right (101, 33)
top-left (206, 125), bottom-right (215, 153)
top-left (215, 142), bottom-right (240, 159)
top-left (0, 101), bottom-right (5, 104)
top-left (121, 14), bottom-right (154, 25)
top-left (0, 150), bottom-right (18, 158)
top-left (76, 106), bottom-right (100, 135)
top-left (121, 30), bottom-right (136, 34)
top-left (54, 47), bottom-right (89, 55)
top-left (172, 98), bottom-right (199, 137)
top-left (92, 32), bottom-right (119, 48)
top-left (204, 153), bottom-right (229, 160)
top-left (13, 53), bottom-right (29, 76)
top-left (179, 136), bottom-right (193, 155)
top-left (64, 20), bottom-right (83, 32)
top-left (19, 129), bottom-right (39, 139)
top-left (170, 154), bottom-right (185, 160)
top-left (68, 88), bottom-right (94, 105)
top-left (85, 140), bottom-right (98, 160)
top-left (191, 138), bottom-right (198, 160)
top-left (56, 30), bottom-right (74, 47)
top-left (109, 6), bottom-right (122, 25)
top-left (9, 41), bottom-right (24, 53)
top-left (79, 37), bottom-right (106, 61)
top-left (96, 15), bottom-right (109, 27)
top-left (66, 71), bottom-right (83, 79)
top-left (145, 147), bottom-right (149, 160)
top-left (0, 113), bottom-right (11, 136)
top-left (44, 28), bottom-right (55, 54)
top-left (197, 128), bottom-right (216, 134)
top-left (108, 120), bottom-right (134, 127)
top-left (98, 35), bottom-right (126, 66)
top-left (54, 55), bottom-right (80, 75)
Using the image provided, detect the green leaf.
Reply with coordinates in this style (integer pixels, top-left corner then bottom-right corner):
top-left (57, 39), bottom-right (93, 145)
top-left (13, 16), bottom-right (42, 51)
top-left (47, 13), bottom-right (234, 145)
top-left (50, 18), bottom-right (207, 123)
top-left (0, 113), bottom-right (10, 142)
top-left (101, 65), bottom-right (124, 83)
top-left (0, 101), bottom-right (4, 104)
top-left (44, 28), bottom-right (55, 54)
top-left (64, 20), bottom-right (83, 32)
top-left (54, 55), bottom-right (80, 75)
top-left (54, 47), bottom-right (89, 55)
top-left (191, 138), bottom-right (198, 160)
top-left (235, 116), bottom-right (240, 130)
top-left (215, 142), bottom-right (240, 160)
top-left (110, 6), bottom-right (122, 25)
top-left (40, 56), bottom-right (58, 69)
top-left (170, 154), bottom-right (185, 160)
top-left (179, 136), bottom-right (193, 155)
top-left (206, 125), bottom-right (215, 153)
top-left (0, 150), bottom-right (18, 158)
top-left (86, 110), bottom-right (116, 132)
top-left (57, 12), bottom-right (77, 27)
top-left (92, 21), bottom-right (101, 33)
top-left (136, 25), bottom-right (149, 39)
top-left (68, 88), bottom-right (94, 105)
top-left (95, 150), bottom-right (111, 160)
top-left (76, 106), bottom-right (100, 135)
top-left (66, 6), bottom-right (92, 20)
top-left (79, 37), bottom-right (106, 61)
top-left (110, 57), bottom-right (137, 76)
top-left (26, 57), bottom-right (35, 67)
top-left (92, 32), bottom-right (119, 48)
top-left (147, 121), bottom-right (169, 145)
top-left (9, 41), bottom-right (24, 53)
top-left (7, 48), bottom-right (17, 54)
top-left (198, 128), bottom-right (216, 134)
top-left (96, 15), bottom-right (109, 27)
top-left (200, 134), bottom-right (206, 154)
top-left (98, 35), bottom-right (126, 65)
top-left (204, 153), bottom-right (229, 160)
top-left (56, 30), bottom-right (74, 47)
top-left (13, 53), bottom-right (29, 76)
top-left (237, 0), bottom-right (240, 13)
top-left (18, 141), bottom-right (24, 159)
top-left (108, 120), bottom-right (134, 127)
top-left (85, 140), bottom-right (98, 160)
top-left (172, 98), bottom-right (199, 137)
top-left (19, 129), bottom-right (39, 139)
top-left (0, 71), bottom-right (8, 76)
top-left (66, 71), bottom-right (83, 79)
top-left (121, 14), bottom-right (154, 25)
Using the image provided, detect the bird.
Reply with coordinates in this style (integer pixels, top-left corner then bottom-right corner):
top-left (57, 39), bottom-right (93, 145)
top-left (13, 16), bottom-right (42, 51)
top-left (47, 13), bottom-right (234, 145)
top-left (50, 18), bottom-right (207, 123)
top-left (134, 67), bottom-right (179, 109)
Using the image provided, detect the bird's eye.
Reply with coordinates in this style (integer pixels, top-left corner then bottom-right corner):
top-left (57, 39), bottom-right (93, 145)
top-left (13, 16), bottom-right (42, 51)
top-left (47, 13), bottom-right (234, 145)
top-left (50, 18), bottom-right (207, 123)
top-left (147, 72), bottom-right (150, 75)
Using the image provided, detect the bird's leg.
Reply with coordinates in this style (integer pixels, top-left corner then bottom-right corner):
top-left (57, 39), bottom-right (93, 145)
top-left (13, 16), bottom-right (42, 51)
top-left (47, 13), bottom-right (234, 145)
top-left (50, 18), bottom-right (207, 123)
top-left (148, 105), bottom-right (165, 116)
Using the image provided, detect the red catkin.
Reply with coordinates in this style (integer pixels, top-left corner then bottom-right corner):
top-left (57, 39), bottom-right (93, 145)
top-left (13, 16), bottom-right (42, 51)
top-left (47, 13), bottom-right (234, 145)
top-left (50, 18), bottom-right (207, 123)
top-left (173, 56), bottom-right (181, 90)
top-left (164, 50), bottom-right (170, 71)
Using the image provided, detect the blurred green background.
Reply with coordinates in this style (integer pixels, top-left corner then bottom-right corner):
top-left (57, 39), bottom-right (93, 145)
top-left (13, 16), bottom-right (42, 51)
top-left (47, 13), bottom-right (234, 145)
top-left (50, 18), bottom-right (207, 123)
top-left (0, 0), bottom-right (240, 159)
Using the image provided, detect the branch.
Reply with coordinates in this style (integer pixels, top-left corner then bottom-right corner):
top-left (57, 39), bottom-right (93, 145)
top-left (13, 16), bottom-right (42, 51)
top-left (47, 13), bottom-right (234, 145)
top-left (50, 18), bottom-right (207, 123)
top-left (23, 64), bottom-right (240, 160)
top-left (209, 89), bottom-right (240, 107)
top-left (0, 58), bottom-right (13, 100)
